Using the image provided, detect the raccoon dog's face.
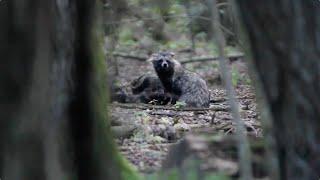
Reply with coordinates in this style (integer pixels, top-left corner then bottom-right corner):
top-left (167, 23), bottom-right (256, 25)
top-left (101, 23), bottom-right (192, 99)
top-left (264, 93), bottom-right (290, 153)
top-left (148, 52), bottom-right (175, 74)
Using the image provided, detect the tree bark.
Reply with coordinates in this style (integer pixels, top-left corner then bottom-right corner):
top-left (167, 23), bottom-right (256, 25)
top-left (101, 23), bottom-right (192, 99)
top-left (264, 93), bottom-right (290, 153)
top-left (237, 1), bottom-right (320, 179)
top-left (0, 1), bottom-right (137, 180)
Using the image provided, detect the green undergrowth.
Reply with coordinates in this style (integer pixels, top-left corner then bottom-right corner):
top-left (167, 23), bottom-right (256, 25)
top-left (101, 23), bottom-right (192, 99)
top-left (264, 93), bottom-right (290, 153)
top-left (144, 169), bottom-right (230, 180)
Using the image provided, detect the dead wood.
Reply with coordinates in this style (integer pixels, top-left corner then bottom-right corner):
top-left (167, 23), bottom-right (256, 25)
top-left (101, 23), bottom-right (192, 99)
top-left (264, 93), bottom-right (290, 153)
top-left (110, 51), bottom-right (244, 64)
top-left (111, 125), bottom-right (138, 139)
top-left (148, 111), bottom-right (180, 117)
top-left (180, 53), bottom-right (244, 64)
top-left (112, 102), bottom-right (230, 112)
top-left (111, 52), bottom-right (147, 61)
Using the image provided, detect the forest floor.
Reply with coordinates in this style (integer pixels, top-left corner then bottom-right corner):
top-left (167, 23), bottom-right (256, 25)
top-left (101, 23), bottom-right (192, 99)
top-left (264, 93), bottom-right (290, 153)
top-left (109, 50), bottom-right (265, 178)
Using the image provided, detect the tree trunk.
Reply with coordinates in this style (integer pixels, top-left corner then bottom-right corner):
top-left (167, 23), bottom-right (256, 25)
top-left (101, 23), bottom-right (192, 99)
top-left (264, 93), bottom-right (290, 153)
top-left (237, 1), bottom-right (320, 179)
top-left (0, 1), bottom-right (137, 180)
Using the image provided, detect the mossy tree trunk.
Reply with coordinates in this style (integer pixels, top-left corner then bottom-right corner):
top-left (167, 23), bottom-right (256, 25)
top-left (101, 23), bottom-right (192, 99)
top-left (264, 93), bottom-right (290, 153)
top-left (237, 1), bottom-right (320, 179)
top-left (0, 1), bottom-right (138, 180)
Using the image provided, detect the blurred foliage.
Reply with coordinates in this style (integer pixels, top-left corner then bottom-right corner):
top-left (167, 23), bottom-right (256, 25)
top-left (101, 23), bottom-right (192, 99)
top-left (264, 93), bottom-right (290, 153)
top-left (231, 66), bottom-right (252, 86)
top-left (103, 0), bottom-right (240, 54)
top-left (231, 66), bottom-right (240, 87)
top-left (143, 168), bottom-right (230, 180)
top-left (119, 28), bottom-right (136, 46)
top-left (174, 101), bottom-right (187, 109)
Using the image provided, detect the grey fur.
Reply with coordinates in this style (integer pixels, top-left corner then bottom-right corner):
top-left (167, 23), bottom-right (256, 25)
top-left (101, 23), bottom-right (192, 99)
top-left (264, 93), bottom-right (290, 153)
top-left (149, 52), bottom-right (210, 107)
top-left (129, 74), bottom-right (170, 105)
top-left (109, 73), bottom-right (170, 105)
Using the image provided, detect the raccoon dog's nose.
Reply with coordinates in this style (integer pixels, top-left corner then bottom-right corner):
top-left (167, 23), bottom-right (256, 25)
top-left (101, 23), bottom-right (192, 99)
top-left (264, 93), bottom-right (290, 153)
top-left (162, 61), bottom-right (168, 68)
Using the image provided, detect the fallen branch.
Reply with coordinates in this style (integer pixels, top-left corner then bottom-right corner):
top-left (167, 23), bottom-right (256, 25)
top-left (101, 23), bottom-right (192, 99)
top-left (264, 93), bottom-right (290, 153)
top-left (111, 125), bottom-right (138, 139)
top-left (211, 95), bottom-right (256, 103)
top-left (112, 52), bottom-right (147, 61)
top-left (148, 111), bottom-right (197, 117)
top-left (112, 102), bottom-right (230, 112)
top-left (110, 51), bottom-right (244, 64)
top-left (210, 98), bottom-right (227, 103)
top-left (180, 53), bottom-right (244, 64)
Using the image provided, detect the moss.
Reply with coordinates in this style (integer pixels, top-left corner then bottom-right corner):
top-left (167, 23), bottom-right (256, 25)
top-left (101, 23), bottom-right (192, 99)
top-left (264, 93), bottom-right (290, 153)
top-left (87, 1), bottom-right (141, 179)
top-left (231, 66), bottom-right (240, 87)
top-left (148, 168), bottom-right (230, 180)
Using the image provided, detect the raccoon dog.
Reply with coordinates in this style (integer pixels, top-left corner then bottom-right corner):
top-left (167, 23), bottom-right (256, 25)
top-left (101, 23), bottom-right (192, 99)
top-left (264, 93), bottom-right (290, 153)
top-left (148, 52), bottom-right (210, 107)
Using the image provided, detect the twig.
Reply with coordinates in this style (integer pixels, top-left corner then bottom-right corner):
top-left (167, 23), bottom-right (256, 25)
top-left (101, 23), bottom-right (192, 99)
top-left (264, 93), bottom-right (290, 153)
top-left (112, 102), bottom-right (230, 112)
top-left (148, 111), bottom-right (180, 117)
top-left (210, 0), bottom-right (253, 179)
top-left (216, 2), bottom-right (229, 8)
top-left (210, 98), bottom-right (227, 103)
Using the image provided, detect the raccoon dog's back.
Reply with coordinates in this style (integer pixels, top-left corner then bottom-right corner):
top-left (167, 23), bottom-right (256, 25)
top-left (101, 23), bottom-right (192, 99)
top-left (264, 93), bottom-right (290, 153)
top-left (172, 69), bottom-right (210, 107)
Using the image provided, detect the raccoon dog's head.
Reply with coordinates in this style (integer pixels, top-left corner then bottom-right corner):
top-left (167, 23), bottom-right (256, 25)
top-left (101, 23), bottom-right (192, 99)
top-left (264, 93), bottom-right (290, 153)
top-left (148, 52), bottom-right (179, 75)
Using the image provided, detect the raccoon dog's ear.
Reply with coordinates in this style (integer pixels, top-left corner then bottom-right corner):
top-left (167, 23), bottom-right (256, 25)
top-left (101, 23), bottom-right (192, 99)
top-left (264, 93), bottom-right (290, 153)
top-left (169, 52), bottom-right (175, 57)
top-left (147, 53), bottom-right (157, 62)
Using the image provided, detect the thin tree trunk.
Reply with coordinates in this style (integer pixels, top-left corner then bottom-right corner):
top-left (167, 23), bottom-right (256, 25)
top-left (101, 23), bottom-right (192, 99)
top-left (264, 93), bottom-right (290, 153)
top-left (210, 0), bottom-right (253, 179)
top-left (237, 1), bottom-right (320, 179)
